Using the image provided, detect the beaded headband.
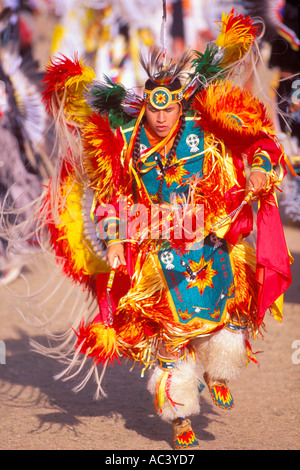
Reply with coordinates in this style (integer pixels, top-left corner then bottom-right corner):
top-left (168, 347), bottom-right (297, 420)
top-left (143, 86), bottom-right (184, 109)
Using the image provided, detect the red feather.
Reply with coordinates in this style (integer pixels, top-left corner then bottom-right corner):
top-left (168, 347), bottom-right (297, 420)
top-left (192, 82), bottom-right (274, 154)
top-left (82, 112), bottom-right (125, 200)
top-left (42, 54), bottom-right (83, 114)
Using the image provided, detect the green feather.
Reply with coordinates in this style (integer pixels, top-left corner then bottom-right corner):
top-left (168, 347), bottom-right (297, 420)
top-left (191, 44), bottom-right (225, 83)
top-left (87, 76), bottom-right (132, 128)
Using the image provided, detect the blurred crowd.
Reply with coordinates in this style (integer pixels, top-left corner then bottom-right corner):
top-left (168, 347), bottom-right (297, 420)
top-left (0, 0), bottom-right (299, 284)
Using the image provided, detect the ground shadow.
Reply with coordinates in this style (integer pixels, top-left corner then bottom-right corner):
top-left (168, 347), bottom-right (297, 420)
top-left (0, 330), bottom-right (219, 449)
top-left (284, 252), bottom-right (300, 304)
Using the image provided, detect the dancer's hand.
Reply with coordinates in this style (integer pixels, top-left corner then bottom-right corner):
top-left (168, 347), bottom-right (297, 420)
top-left (248, 170), bottom-right (268, 193)
top-left (107, 243), bottom-right (126, 268)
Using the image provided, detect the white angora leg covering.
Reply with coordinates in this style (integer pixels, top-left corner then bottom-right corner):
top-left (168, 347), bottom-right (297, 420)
top-left (147, 355), bottom-right (201, 422)
top-left (194, 328), bottom-right (248, 382)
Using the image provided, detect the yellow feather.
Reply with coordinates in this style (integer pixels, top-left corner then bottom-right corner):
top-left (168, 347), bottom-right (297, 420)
top-left (63, 63), bottom-right (95, 125)
top-left (88, 324), bottom-right (118, 357)
top-left (215, 10), bottom-right (259, 68)
top-left (59, 175), bottom-right (109, 276)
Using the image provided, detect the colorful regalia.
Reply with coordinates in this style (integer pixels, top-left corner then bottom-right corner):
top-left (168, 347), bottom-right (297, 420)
top-left (35, 8), bottom-right (292, 449)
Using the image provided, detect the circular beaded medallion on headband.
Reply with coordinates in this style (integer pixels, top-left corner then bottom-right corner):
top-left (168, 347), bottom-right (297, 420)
top-left (144, 86), bottom-right (184, 109)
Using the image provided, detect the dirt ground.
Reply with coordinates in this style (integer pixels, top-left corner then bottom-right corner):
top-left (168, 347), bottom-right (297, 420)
top-left (1, 10), bottom-right (300, 453)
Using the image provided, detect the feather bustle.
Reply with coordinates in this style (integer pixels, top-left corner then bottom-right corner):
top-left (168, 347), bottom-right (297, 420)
top-left (82, 112), bottom-right (125, 201)
top-left (42, 54), bottom-right (95, 125)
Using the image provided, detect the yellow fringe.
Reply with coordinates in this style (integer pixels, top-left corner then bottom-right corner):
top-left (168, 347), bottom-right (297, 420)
top-left (227, 239), bottom-right (259, 332)
top-left (116, 251), bottom-right (165, 318)
top-left (194, 132), bottom-right (239, 237)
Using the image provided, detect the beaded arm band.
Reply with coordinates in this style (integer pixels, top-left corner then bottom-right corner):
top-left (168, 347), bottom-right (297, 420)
top-left (250, 151), bottom-right (272, 174)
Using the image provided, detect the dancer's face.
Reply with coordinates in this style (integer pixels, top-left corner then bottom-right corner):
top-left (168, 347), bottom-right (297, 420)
top-left (145, 102), bottom-right (181, 138)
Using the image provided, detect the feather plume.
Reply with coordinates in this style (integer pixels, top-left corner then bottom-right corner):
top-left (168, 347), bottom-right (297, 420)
top-left (42, 54), bottom-right (95, 125)
top-left (74, 321), bottom-right (119, 366)
top-left (214, 9), bottom-right (262, 68)
top-left (191, 44), bottom-right (224, 82)
top-left (139, 46), bottom-right (193, 85)
top-left (183, 44), bottom-right (225, 102)
top-left (82, 112), bottom-right (125, 201)
top-left (122, 89), bottom-right (144, 119)
top-left (85, 77), bottom-right (137, 129)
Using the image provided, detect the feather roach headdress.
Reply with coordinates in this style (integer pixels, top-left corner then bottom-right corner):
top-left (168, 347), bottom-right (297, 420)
top-left (85, 7), bottom-right (262, 129)
top-left (139, 47), bottom-right (193, 86)
top-left (141, 47), bottom-right (192, 109)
